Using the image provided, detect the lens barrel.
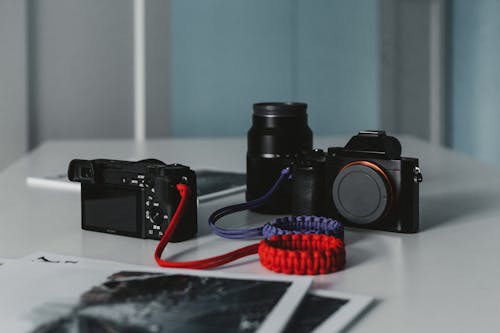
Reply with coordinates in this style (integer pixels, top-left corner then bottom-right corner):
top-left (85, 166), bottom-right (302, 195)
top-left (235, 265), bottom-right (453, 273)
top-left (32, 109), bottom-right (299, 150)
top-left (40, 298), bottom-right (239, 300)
top-left (246, 102), bottom-right (313, 213)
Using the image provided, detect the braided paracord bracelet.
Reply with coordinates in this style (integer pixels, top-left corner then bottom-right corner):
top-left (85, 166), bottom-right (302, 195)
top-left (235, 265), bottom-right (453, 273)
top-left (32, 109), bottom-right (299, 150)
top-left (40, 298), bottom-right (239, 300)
top-left (262, 216), bottom-right (344, 240)
top-left (259, 234), bottom-right (346, 275)
top-left (155, 184), bottom-right (346, 275)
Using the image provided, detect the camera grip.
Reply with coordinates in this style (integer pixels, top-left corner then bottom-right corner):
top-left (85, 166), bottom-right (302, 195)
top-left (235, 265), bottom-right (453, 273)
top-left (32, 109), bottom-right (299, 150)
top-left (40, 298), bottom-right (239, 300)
top-left (291, 165), bottom-right (324, 216)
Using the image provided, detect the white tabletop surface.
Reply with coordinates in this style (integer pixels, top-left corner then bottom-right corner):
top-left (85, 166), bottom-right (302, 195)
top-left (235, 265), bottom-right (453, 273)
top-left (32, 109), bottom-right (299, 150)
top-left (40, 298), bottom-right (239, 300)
top-left (1, 136), bottom-right (499, 332)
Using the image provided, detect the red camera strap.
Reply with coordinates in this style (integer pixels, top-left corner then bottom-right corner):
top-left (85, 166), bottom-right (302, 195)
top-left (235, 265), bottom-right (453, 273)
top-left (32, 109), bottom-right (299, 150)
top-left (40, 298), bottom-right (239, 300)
top-left (154, 184), bottom-right (345, 274)
top-left (154, 184), bottom-right (258, 269)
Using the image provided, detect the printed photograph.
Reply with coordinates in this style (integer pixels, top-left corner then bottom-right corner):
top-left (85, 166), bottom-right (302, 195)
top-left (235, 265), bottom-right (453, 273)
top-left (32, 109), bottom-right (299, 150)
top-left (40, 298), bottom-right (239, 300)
top-left (31, 271), bottom-right (291, 333)
top-left (284, 294), bottom-right (348, 333)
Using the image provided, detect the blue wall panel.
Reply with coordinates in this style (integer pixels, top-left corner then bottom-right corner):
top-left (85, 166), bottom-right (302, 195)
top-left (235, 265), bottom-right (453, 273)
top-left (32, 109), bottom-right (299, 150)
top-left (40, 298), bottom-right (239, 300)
top-left (296, 0), bottom-right (378, 135)
top-left (170, 0), bottom-right (378, 137)
top-left (450, 0), bottom-right (500, 164)
top-left (170, 0), bottom-right (294, 137)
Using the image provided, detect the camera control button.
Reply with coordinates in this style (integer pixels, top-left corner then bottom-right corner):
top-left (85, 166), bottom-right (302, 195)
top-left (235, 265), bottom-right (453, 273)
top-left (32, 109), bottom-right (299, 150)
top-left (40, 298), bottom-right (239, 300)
top-left (414, 167), bottom-right (423, 183)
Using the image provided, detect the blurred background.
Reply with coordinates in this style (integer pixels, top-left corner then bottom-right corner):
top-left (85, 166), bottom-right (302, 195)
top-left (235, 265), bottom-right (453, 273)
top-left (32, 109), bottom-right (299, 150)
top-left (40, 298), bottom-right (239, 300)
top-left (0, 0), bottom-right (499, 170)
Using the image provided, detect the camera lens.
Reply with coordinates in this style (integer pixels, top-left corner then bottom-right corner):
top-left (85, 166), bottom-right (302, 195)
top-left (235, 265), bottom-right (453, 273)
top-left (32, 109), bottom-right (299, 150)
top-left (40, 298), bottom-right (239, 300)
top-left (248, 103), bottom-right (310, 155)
top-left (247, 102), bottom-right (313, 214)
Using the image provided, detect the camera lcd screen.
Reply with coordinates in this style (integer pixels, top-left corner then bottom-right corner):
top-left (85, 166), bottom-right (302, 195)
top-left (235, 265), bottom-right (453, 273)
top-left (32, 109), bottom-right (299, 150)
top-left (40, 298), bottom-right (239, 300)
top-left (82, 185), bottom-right (141, 236)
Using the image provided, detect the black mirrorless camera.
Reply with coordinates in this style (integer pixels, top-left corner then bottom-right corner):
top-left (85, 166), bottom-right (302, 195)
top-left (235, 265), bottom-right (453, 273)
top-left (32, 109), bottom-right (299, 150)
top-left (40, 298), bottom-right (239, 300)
top-left (68, 159), bottom-right (197, 242)
top-left (246, 102), bottom-right (423, 233)
top-left (318, 130), bottom-right (422, 233)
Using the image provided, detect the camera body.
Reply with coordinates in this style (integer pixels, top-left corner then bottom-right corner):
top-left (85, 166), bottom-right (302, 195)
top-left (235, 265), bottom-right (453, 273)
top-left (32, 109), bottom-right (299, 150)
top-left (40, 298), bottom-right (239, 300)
top-left (321, 131), bottom-right (422, 233)
top-left (68, 159), bottom-right (197, 242)
top-left (290, 149), bottom-right (326, 216)
top-left (289, 131), bottom-right (422, 233)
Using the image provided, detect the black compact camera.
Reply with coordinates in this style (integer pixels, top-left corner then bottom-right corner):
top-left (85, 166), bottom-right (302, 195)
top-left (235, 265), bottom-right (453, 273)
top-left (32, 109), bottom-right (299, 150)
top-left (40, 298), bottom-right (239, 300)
top-left (307, 131), bottom-right (422, 233)
top-left (68, 159), bottom-right (197, 242)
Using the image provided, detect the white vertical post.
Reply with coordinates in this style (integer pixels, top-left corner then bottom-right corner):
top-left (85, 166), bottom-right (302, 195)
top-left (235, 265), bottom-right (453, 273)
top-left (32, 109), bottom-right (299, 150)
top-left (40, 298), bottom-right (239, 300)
top-left (133, 0), bottom-right (146, 142)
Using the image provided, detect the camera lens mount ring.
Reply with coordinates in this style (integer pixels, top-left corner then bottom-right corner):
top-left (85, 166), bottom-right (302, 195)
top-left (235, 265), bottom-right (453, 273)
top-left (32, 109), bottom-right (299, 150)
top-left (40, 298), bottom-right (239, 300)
top-left (332, 161), bottom-right (393, 225)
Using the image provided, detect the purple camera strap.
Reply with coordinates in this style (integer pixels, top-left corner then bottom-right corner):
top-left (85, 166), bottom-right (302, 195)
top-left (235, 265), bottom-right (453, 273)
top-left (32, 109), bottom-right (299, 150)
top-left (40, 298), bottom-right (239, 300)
top-left (208, 167), bottom-right (344, 240)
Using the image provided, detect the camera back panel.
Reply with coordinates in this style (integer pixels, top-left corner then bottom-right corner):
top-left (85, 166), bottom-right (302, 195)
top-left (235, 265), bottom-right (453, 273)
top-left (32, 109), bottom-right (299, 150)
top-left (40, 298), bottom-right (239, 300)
top-left (82, 183), bottom-right (145, 238)
top-left (70, 159), bottom-right (197, 242)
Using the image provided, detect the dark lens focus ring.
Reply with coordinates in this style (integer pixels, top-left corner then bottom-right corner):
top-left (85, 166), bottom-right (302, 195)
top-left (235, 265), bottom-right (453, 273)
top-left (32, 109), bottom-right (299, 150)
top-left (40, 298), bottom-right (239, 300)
top-left (253, 102), bottom-right (307, 117)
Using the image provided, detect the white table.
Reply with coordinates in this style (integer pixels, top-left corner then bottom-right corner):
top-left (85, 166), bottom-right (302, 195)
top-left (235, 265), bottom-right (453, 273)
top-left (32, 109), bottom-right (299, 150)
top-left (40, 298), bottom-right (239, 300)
top-left (1, 136), bottom-right (499, 332)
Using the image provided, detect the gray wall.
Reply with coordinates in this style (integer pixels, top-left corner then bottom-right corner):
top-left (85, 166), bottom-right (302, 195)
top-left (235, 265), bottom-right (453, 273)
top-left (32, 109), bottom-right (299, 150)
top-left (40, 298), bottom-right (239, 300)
top-left (1, 0), bottom-right (380, 171)
top-left (29, 0), bottom-right (135, 146)
top-left (28, 0), bottom-right (171, 146)
top-left (146, 0), bottom-right (170, 137)
top-left (2, 0), bottom-right (448, 171)
top-left (0, 0), bottom-right (28, 170)
top-left (379, 0), bottom-right (446, 144)
top-left (27, 0), bottom-right (379, 143)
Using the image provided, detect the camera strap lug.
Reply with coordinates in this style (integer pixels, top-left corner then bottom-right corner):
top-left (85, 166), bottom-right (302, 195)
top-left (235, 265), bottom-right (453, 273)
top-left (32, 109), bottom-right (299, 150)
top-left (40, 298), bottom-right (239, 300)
top-left (414, 166), bottom-right (423, 183)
